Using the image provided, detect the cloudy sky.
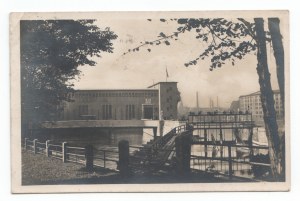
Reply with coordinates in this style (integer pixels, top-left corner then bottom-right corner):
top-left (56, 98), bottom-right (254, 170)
top-left (74, 15), bottom-right (280, 108)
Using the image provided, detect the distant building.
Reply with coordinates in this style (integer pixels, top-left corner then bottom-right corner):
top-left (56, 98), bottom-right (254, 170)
top-left (60, 82), bottom-right (180, 121)
top-left (239, 90), bottom-right (283, 122)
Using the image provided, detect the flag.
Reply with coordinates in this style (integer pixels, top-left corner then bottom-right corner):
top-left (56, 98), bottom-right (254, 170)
top-left (166, 67), bottom-right (169, 78)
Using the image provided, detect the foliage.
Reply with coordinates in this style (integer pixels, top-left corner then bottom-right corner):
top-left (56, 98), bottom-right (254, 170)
top-left (21, 20), bottom-right (118, 123)
top-left (124, 18), bottom-right (272, 71)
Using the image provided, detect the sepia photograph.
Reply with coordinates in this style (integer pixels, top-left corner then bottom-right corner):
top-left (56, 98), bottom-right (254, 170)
top-left (10, 11), bottom-right (290, 193)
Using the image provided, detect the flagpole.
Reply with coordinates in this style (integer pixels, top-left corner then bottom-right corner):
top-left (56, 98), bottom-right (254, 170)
top-left (166, 66), bottom-right (169, 82)
top-left (166, 67), bottom-right (167, 82)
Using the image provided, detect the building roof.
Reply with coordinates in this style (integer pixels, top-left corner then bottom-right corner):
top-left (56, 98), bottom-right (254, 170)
top-left (239, 89), bottom-right (280, 98)
top-left (73, 88), bottom-right (158, 92)
top-left (147, 82), bottom-right (178, 88)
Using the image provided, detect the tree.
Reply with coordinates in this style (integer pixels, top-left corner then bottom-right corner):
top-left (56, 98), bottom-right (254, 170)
top-left (125, 17), bottom-right (285, 180)
top-left (268, 18), bottom-right (285, 115)
top-left (21, 20), bottom-right (117, 133)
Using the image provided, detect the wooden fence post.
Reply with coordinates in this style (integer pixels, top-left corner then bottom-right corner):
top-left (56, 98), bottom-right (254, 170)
top-left (33, 139), bottom-right (38, 154)
top-left (24, 138), bottom-right (28, 150)
top-left (175, 133), bottom-right (191, 175)
top-left (46, 140), bottom-right (51, 157)
top-left (85, 144), bottom-right (94, 172)
top-left (228, 145), bottom-right (233, 179)
top-left (103, 150), bottom-right (106, 169)
top-left (62, 142), bottom-right (68, 163)
top-left (118, 140), bottom-right (130, 177)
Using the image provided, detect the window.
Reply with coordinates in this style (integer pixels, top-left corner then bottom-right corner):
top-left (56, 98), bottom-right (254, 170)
top-left (102, 104), bottom-right (112, 120)
top-left (79, 105), bottom-right (88, 115)
top-left (126, 104), bottom-right (135, 120)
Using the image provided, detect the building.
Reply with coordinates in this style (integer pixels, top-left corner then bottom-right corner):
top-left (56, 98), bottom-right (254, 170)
top-left (61, 82), bottom-right (180, 121)
top-left (239, 90), bottom-right (283, 122)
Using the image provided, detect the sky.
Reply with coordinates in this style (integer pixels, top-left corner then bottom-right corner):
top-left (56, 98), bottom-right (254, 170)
top-left (74, 16), bottom-right (280, 108)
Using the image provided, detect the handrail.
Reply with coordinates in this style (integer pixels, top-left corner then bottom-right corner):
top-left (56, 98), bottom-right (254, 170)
top-left (67, 146), bottom-right (85, 150)
top-left (48, 144), bottom-right (62, 148)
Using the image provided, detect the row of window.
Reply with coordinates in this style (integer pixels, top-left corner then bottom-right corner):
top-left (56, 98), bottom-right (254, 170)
top-left (78, 104), bottom-right (136, 120)
top-left (73, 91), bottom-right (158, 98)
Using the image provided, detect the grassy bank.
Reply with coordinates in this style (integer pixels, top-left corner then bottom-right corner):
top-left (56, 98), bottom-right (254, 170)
top-left (22, 149), bottom-right (118, 185)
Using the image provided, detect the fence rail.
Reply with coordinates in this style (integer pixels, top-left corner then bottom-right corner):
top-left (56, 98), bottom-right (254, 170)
top-left (23, 138), bottom-right (119, 171)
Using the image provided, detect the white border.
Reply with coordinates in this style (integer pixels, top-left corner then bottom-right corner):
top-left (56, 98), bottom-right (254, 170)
top-left (1, 0), bottom-right (300, 200)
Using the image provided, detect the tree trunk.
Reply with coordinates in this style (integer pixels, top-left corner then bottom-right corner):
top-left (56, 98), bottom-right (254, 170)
top-left (268, 17), bottom-right (285, 180)
top-left (254, 18), bottom-right (281, 179)
top-left (268, 18), bottom-right (285, 116)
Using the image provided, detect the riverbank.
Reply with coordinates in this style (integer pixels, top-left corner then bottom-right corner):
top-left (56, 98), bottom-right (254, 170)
top-left (22, 149), bottom-right (118, 185)
top-left (22, 149), bottom-right (255, 185)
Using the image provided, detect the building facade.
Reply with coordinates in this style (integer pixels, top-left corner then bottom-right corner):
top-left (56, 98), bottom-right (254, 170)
top-left (239, 90), bottom-right (283, 122)
top-left (61, 82), bottom-right (180, 121)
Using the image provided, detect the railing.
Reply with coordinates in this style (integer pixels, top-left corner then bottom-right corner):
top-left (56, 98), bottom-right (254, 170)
top-left (93, 148), bottom-right (119, 170)
top-left (23, 138), bottom-right (119, 171)
top-left (151, 123), bottom-right (191, 150)
top-left (48, 143), bottom-right (63, 159)
top-left (129, 124), bottom-right (192, 172)
top-left (65, 146), bottom-right (85, 164)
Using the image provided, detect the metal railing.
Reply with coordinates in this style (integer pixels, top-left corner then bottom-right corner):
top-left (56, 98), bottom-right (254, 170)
top-left (93, 148), bottom-right (119, 170)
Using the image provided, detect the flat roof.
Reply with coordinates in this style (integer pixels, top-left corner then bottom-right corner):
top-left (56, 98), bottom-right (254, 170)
top-left (147, 81), bottom-right (178, 88)
top-left (239, 89), bottom-right (280, 98)
top-left (73, 89), bottom-right (158, 92)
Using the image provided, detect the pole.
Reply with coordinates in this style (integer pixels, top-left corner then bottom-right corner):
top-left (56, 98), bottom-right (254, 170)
top-left (228, 145), bottom-right (233, 179)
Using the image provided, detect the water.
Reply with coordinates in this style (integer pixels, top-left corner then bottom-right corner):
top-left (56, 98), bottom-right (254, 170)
top-left (190, 127), bottom-right (269, 178)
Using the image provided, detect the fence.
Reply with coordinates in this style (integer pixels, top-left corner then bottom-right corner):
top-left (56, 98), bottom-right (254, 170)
top-left (190, 142), bottom-right (270, 179)
top-left (24, 138), bottom-right (119, 171)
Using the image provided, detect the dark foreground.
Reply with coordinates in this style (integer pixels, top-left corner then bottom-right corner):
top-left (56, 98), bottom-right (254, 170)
top-left (22, 150), bottom-right (257, 185)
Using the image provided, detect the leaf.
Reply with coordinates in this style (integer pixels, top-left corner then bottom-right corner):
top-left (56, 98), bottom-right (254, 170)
top-left (160, 19), bottom-right (166, 22)
top-left (147, 49), bottom-right (151, 52)
top-left (165, 41), bottom-right (170, 45)
top-left (178, 18), bottom-right (188, 24)
top-left (159, 32), bottom-right (166, 37)
top-left (147, 19), bottom-right (152, 21)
